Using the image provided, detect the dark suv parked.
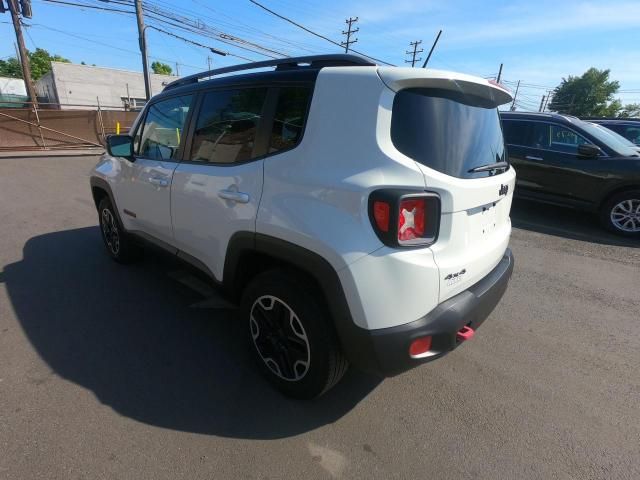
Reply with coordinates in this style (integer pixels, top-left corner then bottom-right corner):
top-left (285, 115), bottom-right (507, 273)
top-left (501, 112), bottom-right (640, 236)
top-left (587, 119), bottom-right (640, 146)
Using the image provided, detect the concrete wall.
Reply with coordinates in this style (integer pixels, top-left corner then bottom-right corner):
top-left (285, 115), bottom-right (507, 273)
top-left (0, 77), bottom-right (27, 96)
top-left (35, 62), bottom-right (176, 110)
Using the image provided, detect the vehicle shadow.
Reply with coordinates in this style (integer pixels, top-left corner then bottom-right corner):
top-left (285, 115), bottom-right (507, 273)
top-left (1, 227), bottom-right (381, 438)
top-left (511, 199), bottom-right (639, 248)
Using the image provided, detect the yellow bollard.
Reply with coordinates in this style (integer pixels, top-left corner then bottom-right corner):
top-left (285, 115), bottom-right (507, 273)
top-left (176, 127), bottom-right (181, 145)
top-left (116, 121), bottom-right (120, 135)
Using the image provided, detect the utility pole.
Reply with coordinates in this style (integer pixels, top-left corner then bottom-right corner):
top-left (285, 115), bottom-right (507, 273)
top-left (405, 40), bottom-right (423, 68)
top-left (496, 63), bottom-right (503, 83)
top-left (542, 90), bottom-right (552, 112)
top-left (175, 62), bottom-right (179, 76)
top-left (135, 0), bottom-right (151, 100)
top-left (5, 0), bottom-right (37, 106)
top-left (538, 95), bottom-right (546, 112)
top-left (341, 17), bottom-right (359, 53)
top-left (207, 56), bottom-right (212, 71)
top-left (510, 80), bottom-right (520, 111)
top-left (422, 29), bottom-right (442, 68)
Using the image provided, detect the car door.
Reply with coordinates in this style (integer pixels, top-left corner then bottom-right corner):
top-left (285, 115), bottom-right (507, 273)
top-left (171, 87), bottom-right (273, 280)
top-left (508, 121), bottom-right (601, 206)
top-left (114, 94), bottom-right (194, 245)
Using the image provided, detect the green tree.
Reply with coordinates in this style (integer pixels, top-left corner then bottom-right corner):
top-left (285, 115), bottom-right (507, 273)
top-left (151, 61), bottom-right (172, 75)
top-left (0, 48), bottom-right (70, 80)
top-left (0, 57), bottom-right (23, 78)
top-left (619, 103), bottom-right (640, 118)
top-left (548, 68), bottom-right (621, 117)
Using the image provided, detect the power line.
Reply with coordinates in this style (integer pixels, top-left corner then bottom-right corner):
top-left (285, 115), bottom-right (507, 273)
top-left (38, 0), bottom-right (132, 14)
top-left (248, 0), bottom-right (395, 66)
top-left (187, 0), bottom-right (320, 54)
top-left (146, 25), bottom-right (251, 61)
top-left (27, 22), bottom-right (203, 69)
top-left (142, 1), bottom-right (285, 58)
top-left (144, 14), bottom-right (267, 60)
top-left (37, 0), bottom-right (285, 60)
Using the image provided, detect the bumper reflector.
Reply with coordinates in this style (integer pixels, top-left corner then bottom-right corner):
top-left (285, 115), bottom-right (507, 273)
top-left (456, 326), bottom-right (475, 342)
top-left (409, 336), bottom-right (432, 358)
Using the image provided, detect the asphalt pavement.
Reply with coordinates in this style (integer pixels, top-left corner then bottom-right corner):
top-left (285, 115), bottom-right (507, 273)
top-left (1, 156), bottom-right (638, 479)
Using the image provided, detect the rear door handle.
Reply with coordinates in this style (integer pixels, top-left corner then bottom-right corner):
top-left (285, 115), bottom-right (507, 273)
top-left (525, 155), bottom-right (543, 161)
top-left (218, 189), bottom-right (250, 204)
top-left (149, 176), bottom-right (169, 187)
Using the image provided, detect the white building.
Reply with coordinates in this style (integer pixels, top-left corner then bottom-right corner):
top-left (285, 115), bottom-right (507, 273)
top-left (0, 77), bottom-right (27, 96)
top-left (36, 62), bottom-right (176, 110)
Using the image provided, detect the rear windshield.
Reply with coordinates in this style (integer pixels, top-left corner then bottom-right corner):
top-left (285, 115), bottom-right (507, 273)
top-left (391, 88), bottom-right (507, 178)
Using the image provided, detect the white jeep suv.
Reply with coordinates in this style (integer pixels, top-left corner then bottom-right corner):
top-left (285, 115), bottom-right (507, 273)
top-left (90, 54), bottom-right (515, 398)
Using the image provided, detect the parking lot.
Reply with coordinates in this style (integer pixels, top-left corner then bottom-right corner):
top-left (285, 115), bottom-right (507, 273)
top-left (0, 155), bottom-right (638, 479)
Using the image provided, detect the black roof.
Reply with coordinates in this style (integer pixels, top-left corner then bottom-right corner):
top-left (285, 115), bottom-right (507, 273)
top-left (499, 110), bottom-right (582, 125)
top-left (151, 53), bottom-right (376, 102)
top-left (586, 118), bottom-right (640, 124)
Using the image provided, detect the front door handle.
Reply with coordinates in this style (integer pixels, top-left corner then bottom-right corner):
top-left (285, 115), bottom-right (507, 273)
top-left (525, 155), bottom-right (544, 161)
top-left (149, 176), bottom-right (169, 187)
top-left (218, 189), bottom-right (250, 204)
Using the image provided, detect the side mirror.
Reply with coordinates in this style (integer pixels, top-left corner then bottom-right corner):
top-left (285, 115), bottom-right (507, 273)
top-left (577, 143), bottom-right (601, 158)
top-left (106, 135), bottom-right (133, 158)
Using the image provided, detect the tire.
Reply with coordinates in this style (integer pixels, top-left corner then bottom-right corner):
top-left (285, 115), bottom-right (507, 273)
top-left (599, 190), bottom-right (640, 237)
top-left (240, 269), bottom-right (349, 399)
top-left (98, 197), bottom-right (141, 263)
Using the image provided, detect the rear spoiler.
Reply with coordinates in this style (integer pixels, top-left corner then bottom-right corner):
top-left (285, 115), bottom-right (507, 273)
top-left (377, 67), bottom-right (513, 108)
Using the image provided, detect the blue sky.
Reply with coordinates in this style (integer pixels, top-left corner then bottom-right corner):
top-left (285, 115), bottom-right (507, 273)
top-left (2, 0), bottom-right (639, 109)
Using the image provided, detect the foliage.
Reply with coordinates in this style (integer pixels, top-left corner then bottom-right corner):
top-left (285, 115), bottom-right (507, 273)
top-left (619, 103), bottom-right (640, 118)
top-left (548, 68), bottom-right (621, 117)
top-left (151, 61), bottom-right (172, 75)
top-left (548, 68), bottom-right (639, 118)
top-left (0, 57), bottom-right (23, 78)
top-left (0, 48), bottom-right (70, 80)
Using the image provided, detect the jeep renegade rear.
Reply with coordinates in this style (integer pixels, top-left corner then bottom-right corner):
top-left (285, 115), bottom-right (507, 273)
top-left (90, 55), bottom-right (515, 399)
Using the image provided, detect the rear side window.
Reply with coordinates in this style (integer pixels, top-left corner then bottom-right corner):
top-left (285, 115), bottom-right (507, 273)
top-left (391, 88), bottom-right (506, 179)
top-left (502, 120), bottom-right (529, 145)
top-left (189, 88), bottom-right (267, 164)
top-left (269, 86), bottom-right (311, 153)
top-left (138, 95), bottom-right (193, 160)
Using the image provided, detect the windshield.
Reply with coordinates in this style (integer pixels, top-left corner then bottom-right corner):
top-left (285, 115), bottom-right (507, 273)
top-left (590, 123), bottom-right (640, 150)
top-left (578, 120), bottom-right (639, 157)
top-left (391, 88), bottom-right (507, 179)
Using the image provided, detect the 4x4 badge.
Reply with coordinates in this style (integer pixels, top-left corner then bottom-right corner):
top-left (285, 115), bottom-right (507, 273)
top-left (499, 184), bottom-right (509, 196)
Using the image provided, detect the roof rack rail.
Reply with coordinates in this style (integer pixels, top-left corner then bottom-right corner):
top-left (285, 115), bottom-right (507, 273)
top-left (163, 54), bottom-right (376, 91)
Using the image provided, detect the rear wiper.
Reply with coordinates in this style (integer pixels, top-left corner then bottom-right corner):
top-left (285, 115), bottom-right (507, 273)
top-left (468, 161), bottom-right (509, 174)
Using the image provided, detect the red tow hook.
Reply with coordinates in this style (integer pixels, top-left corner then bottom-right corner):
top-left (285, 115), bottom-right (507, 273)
top-left (456, 325), bottom-right (475, 342)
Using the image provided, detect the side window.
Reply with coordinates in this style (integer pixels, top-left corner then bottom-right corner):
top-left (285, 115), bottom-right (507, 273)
top-left (529, 122), bottom-right (550, 149)
top-left (269, 86), bottom-right (312, 153)
top-left (502, 120), bottom-right (529, 146)
top-left (138, 95), bottom-right (193, 160)
top-left (623, 126), bottom-right (640, 145)
top-left (189, 88), bottom-right (267, 164)
top-left (549, 124), bottom-right (589, 153)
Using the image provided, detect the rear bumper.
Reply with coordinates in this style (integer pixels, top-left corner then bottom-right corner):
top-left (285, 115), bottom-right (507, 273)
top-left (343, 248), bottom-right (514, 376)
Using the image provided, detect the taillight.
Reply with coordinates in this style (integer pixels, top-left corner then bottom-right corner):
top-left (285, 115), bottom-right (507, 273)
top-left (409, 336), bottom-right (432, 358)
top-left (373, 201), bottom-right (390, 232)
top-left (368, 190), bottom-right (440, 247)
